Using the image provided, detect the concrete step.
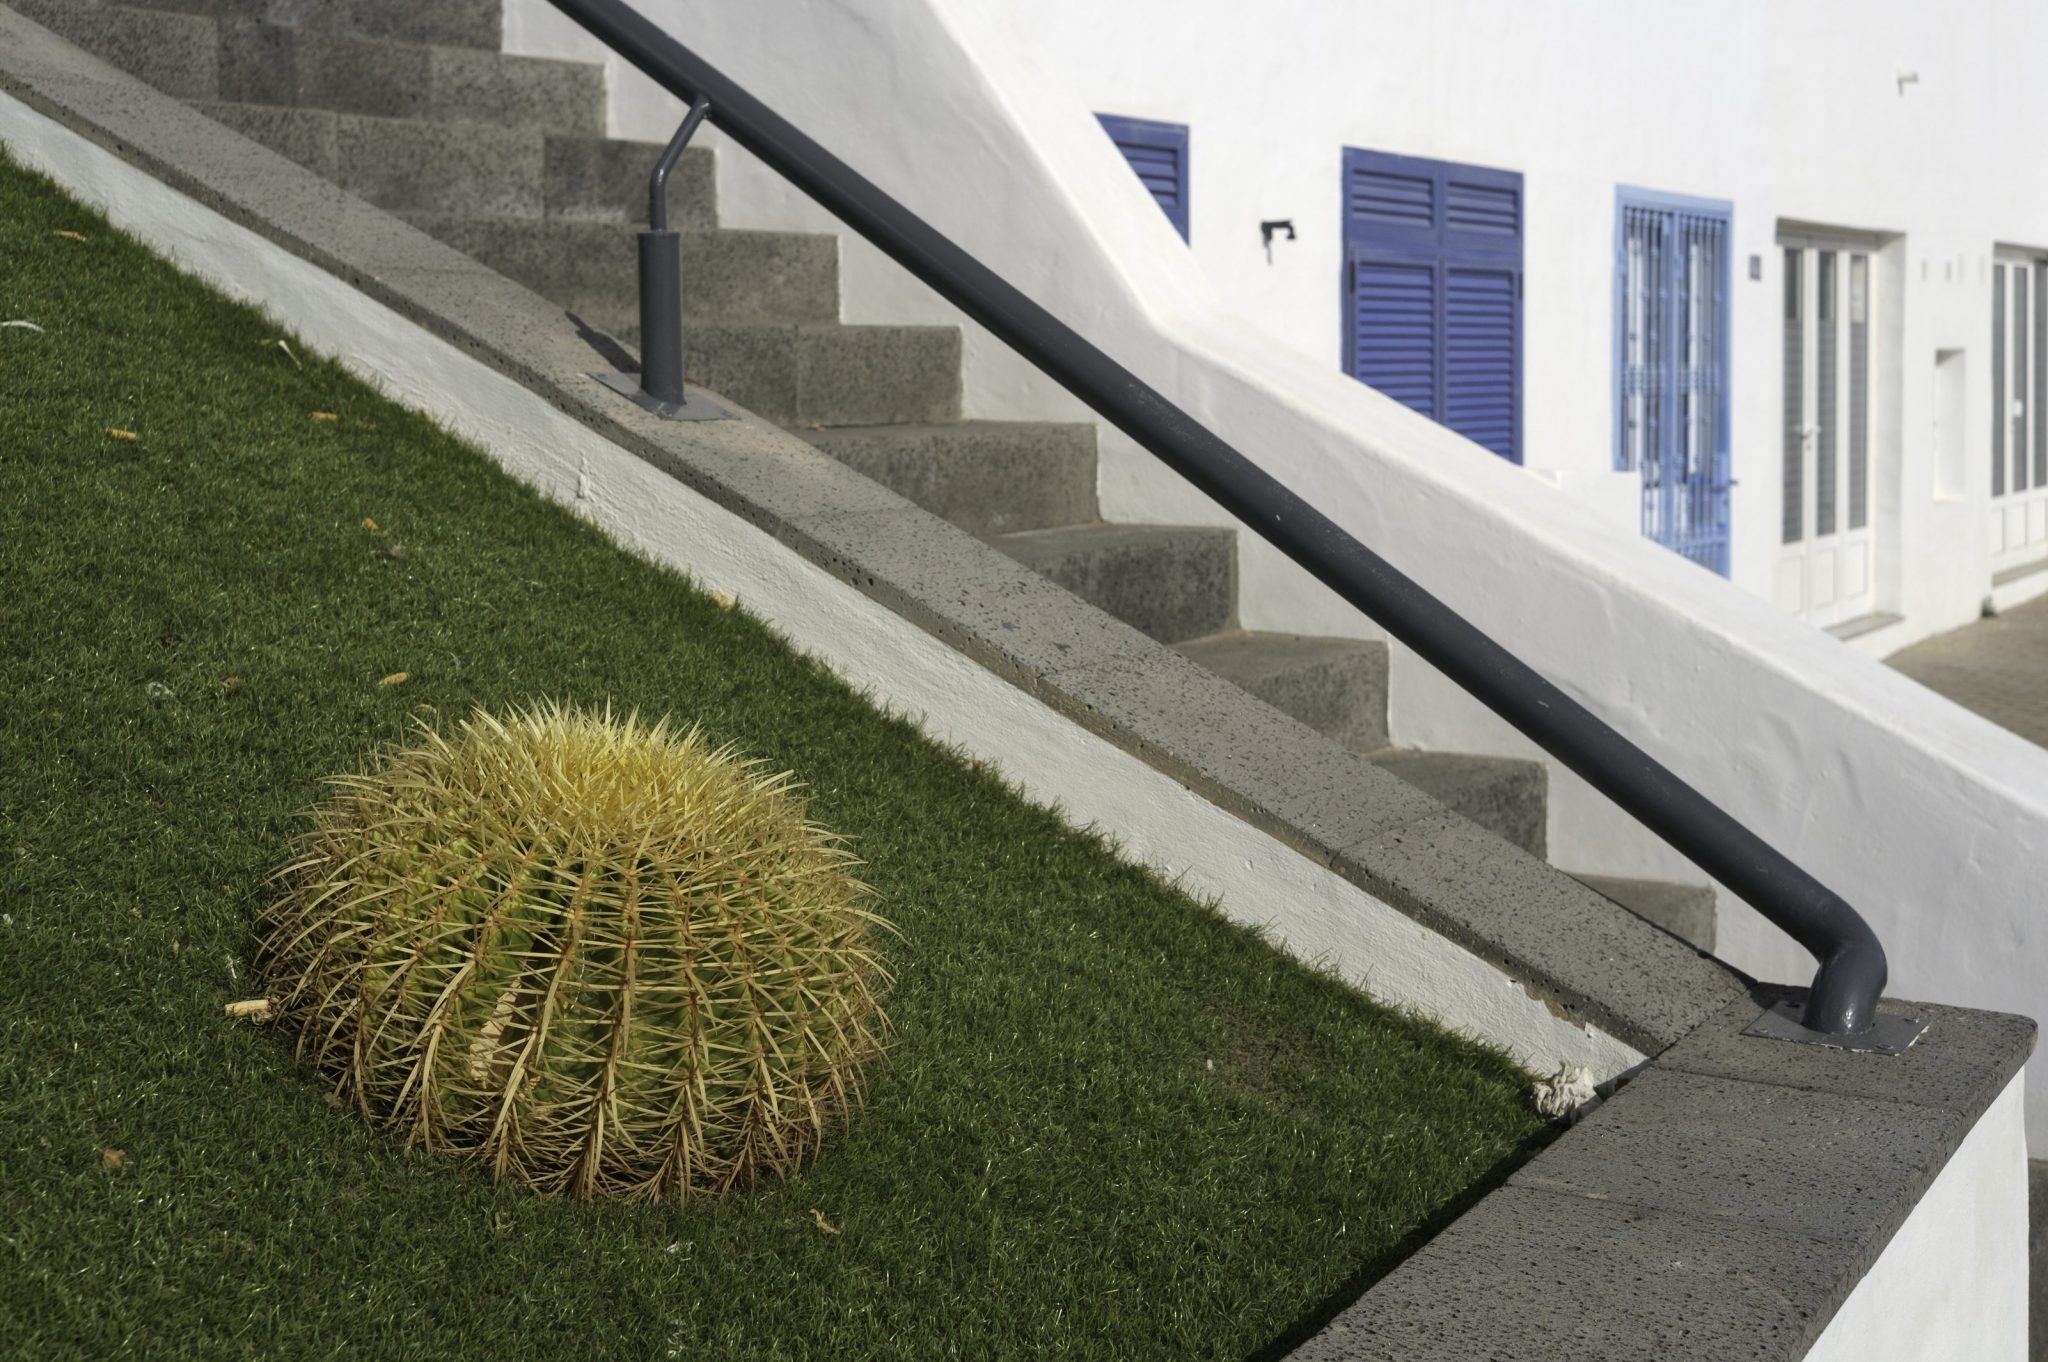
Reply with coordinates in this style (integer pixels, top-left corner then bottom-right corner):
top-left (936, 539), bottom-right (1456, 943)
top-left (1173, 630), bottom-right (1390, 753)
top-left (411, 215), bottom-right (833, 324)
top-left (10, 0), bottom-right (219, 99)
top-left (798, 422), bottom-right (1098, 536)
top-left (100, 0), bottom-right (504, 50)
top-left (217, 20), bottom-right (602, 134)
top-left (83, 0), bottom-right (216, 12)
top-left (543, 136), bottom-right (715, 225)
top-left (600, 319), bottom-right (962, 427)
top-left (991, 524), bottom-right (1237, 645)
top-left (1366, 748), bottom-right (1547, 858)
top-left (1571, 873), bottom-right (1716, 953)
top-left (187, 110), bottom-right (714, 224)
top-left (190, 102), bottom-right (547, 216)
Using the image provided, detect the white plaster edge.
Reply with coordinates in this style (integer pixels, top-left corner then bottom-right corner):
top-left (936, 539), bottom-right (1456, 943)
top-left (1801, 1070), bottom-right (2028, 1362)
top-left (0, 91), bottom-right (1645, 1084)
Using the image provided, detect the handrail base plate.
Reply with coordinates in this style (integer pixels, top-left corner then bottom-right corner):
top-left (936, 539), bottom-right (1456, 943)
top-left (1741, 999), bottom-right (1928, 1055)
top-left (592, 370), bottom-right (731, 422)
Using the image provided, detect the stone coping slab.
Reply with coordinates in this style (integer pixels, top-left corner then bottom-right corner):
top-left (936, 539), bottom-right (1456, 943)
top-left (1296, 986), bottom-right (2036, 1359)
top-left (0, 0), bottom-right (1743, 1060)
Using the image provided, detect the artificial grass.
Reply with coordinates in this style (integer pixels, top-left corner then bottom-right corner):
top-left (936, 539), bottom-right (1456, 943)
top-left (0, 150), bottom-right (1547, 1361)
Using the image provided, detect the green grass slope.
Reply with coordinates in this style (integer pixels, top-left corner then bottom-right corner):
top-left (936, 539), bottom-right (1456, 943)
top-left (0, 151), bottom-right (1545, 1361)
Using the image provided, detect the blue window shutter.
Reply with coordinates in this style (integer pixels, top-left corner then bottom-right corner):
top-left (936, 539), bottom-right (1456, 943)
top-left (1343, 148), bottom-right (1522, 462)
top-left (1096, 114), bottom-right (1190, 242)
top-left (1444, 266), bottom-right (1518, 457)
top-left (1351, 261), bottom-right (1439, 418)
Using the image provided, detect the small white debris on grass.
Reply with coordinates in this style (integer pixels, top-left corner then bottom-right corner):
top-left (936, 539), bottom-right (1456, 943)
top-left (1532, 1063), bottom-right (1601, 1121)
top-left (225, 998), bottom-right (273, 1021)
top-left (1, 320), bottom-right (44, 332)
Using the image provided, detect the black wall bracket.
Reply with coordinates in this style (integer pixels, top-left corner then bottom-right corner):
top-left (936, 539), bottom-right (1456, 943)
top-left (1260, 218), bottom-right (1295, 264)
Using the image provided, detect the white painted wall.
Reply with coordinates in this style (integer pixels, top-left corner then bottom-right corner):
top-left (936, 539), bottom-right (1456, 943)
top-left (1802, 1071), bottom-right (2029, 1362)
top-left (0, 82), bottom-right (1641, 1092)
top-left (505, 0), bottom-right (2048, 1148)
top-left (511, 0), bottom-right (2048, 646)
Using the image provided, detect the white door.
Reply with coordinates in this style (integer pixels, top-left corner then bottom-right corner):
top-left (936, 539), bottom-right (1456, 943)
top-left (1990, 253), bottom-right (2048, 576)
top-left (1774, 243), bottom-right (1877, 627)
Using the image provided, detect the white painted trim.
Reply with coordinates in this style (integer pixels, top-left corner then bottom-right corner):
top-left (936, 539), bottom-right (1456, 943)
top-left (1802, 1071), bottom-right (2028, 1362)
top-left (0, 90), bottom-right (1643, 1084)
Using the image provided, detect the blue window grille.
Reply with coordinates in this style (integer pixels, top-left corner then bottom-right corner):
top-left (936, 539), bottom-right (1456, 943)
top-left (1615, 187), bottom-right (1733, 576)
top-left (1096, 114), bottom-right (1189, 242)
top-left (1342, 147), bottom-right (1523, 463)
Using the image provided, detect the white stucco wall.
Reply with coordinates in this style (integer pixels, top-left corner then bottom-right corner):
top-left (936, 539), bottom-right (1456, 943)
top-left (513, 0), bottom-right (2048, 648)
top-left (1802, 1071), bottom-right (2029, 1362)
top-left (504, 0), bottom-right (2048, 1151)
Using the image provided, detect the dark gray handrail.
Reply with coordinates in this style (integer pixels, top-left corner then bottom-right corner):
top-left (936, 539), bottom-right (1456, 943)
top-left (546, 0), bottom-right (1888, 1038)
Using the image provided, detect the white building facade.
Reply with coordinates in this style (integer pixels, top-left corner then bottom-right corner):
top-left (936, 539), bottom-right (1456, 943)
top-left (992, 0), bottom-right (2048, 651)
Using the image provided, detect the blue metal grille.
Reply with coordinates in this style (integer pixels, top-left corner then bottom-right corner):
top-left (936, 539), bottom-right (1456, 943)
top-left (1617, 191), bottom-right (1731, 575)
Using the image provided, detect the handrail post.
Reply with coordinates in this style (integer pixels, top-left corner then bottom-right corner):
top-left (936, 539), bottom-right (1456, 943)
top-left (636, 95), bottom-right (710, 408)
top-left (592, 95), bottom-right (722, 420)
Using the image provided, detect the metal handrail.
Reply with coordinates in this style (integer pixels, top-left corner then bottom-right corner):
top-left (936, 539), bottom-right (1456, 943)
top-left (546, 0), bottom-right (1890, 1039)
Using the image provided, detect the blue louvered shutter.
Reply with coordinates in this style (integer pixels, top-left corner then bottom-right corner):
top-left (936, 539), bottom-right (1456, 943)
top-left (1096, 114), bottom-right (1190, 242)
top-left (1343, 149), bottom-right (1523, 462)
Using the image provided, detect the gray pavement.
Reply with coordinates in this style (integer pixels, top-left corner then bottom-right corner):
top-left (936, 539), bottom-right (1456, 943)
top-left (1888, 591), bottom-right (2048, 748)
top-left (2035, 1159), bottom-right (2047, 1362)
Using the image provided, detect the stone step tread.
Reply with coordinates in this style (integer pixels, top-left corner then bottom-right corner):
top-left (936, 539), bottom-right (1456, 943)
top-left (184, 104), bottom-right (717, 224)
top-left (797, 421), bottom-right (1099, 536)
top-left (217, 18), bottom-right (604, 135)
top-left (1570, 873), bottom-right (1717, 953)
top-left (598, 320), bottom-right (964, 428)
top-left (101, 0), bottom-right (504, 50)
top-left (542, 133), bottom-right (715, 223)
top-left (1174, 629), bottom-right (1391, 753)
top-left (1365, 747), bottom-right (1548, 858)
top-left (10, 0), bottom-right (220, 99)
top-left (992, 523), bottom-right (1237, 645)
top-left (403, 212), bottom-right (838, 325)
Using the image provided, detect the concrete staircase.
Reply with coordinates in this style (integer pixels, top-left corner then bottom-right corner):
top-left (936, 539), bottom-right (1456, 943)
top-left (21, 0), bottom-right (1718, 953)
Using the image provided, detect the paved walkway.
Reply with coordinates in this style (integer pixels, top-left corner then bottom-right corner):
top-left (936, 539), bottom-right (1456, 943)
top-left (1886, 590), bottom-right (2048, 749)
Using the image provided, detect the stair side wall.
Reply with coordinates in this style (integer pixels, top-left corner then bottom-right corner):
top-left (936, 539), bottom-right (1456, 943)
top-left (502, 0), bottom-right (2048, 1153)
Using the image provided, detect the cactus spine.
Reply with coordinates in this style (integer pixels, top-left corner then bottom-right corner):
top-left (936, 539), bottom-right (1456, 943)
top-left (257, 701), bottom-right (890, 1202)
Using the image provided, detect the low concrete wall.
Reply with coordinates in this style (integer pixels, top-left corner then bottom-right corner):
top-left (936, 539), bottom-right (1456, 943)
top-left (1296, 991), bottom-right (2034, 1361)
top-left (1803, 1071), bottom-right (2028, 1362)
top-left (502, 0), bottom-right (2048, 1151)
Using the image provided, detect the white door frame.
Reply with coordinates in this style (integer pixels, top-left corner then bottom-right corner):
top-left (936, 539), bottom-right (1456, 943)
top-left (1775, 229), bottom-right (1883, 628)
top-left (1989, 248), bottom-right (2048, 578)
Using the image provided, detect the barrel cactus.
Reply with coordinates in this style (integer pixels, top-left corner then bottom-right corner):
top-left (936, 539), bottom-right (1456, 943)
top-left (256, 701), bottom-right (890, 1203)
